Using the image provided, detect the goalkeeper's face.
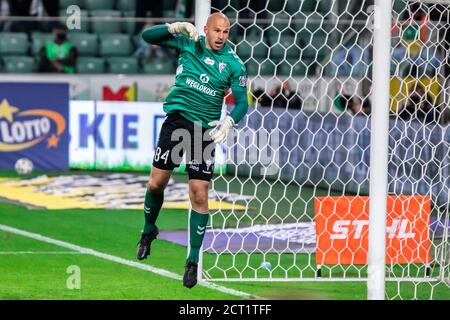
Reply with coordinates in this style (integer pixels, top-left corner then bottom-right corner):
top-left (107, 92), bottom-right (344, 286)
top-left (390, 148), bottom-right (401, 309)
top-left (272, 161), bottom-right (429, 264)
top-left (204, 13), bottom-right (230, 51)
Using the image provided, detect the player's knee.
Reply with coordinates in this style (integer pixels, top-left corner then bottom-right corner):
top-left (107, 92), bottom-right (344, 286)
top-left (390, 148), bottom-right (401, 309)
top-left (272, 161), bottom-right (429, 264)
top-left (147, 180), bottom-right (165, 193)
top-left (189, 186), bottom-right (208, 207)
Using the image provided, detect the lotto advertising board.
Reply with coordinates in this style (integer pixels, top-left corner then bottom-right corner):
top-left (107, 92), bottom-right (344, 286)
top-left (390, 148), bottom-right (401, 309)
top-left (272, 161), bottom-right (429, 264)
top-left (314, 195), bottom-right (431, 265)
top-left (0, 82), bottom-right (69, 170)
top-left (69, 101), bottom-right (227, 172)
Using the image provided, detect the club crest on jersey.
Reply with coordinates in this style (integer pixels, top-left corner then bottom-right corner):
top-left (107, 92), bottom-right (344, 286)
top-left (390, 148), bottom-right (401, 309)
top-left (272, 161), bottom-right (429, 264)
top-left (176, 64), bottom-right (183, 75)
top-left (204, 57), bottom-right (215, 66)
top-left (219, 62), bottom-right (227, 73)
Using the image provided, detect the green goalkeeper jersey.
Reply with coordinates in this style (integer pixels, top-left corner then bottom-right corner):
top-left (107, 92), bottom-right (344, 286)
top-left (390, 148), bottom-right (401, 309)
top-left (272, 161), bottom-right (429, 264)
top-left (142, 25), bottom-right (248, 127)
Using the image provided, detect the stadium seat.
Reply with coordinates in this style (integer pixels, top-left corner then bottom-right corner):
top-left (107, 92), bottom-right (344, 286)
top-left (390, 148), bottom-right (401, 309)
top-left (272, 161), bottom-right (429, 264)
top-left (31, 32), bottom-right (53, 55)
top-left (310, 31), bottom-right (333, 63)
top-left (2, 56), bottom-right (35, 73)
top-left (68, 33), bottom-right (98, 56)
top-left (260, 60), bottom-right (276, 76)
top-left (122, 11), bottom-right (136, 34)
top-left (305, 13), bottom-right (322, 33)
top-left (143, 59), bottom-right (174, 74)
top-left (297, 29), bottom-right (312, 48)
top-left (318, 0), bottom-right (333, 14)
top-left (100, 34), bottom-right (132, 56)
top-left (117, 0), bottom-right (136, 11)
top-left (302, 45), bottom-right (316, 61)
top-left (317, 46), bottom-right (333, 63)
top-left (282, 35), bottom-right (301, 58)
top-left (262, 25), bottom-right (279, 37)
top-left (132, 34), bottom-right (141, 47)
top-left (221, 8), bottom-right (237, 22)
top-left (244, 59), bottom-right (258, 76)
top-left (301, 45), bottom-right (318, 61)
top-left (59, 0), bottom-right (84, 9)
top-left (237, 39), bottom-right (268, 59)
top-left (270, 34), bottom-right (300, 60)
top-left (393, 0), bottom-right (408, 17)
top-left (273, 13), bottom-right (291, 32)
top-left (269, 43), bottom-right (285, 60)
top-left (268, 33), bottom-right (280, 47)
top-left (277, 62), bottom-right (291, 76)
top-left (300, 0), bottom-right (318, 14)
top-left (0, 33), bottom-right (28, 55)
top-left (244, 26), bottom-right (263, 40)
top-left (289, 60), bottom-right (308, 76)
top-left (291, 11), bottom-right (307, 33)
top-left (268, 0), bottom-right (284, 12)
top-left (227, 25), bottom-right (241, 42)
top-left (107, 57), bottom-right (139, 74)
top-left (91, 10), bottom-right (122, 34)
top-left (236, 42), bottom-right (251, 61)
top-left (310, 32), bottom-right (327, 51)
top-left (285, 0), bottom-right (300, 14)
top-left (76, 57), bottom-right (105, 73)
top-left (85, 0), bottom-right (114, 10)
top-left (306, 12), bottom-right (333, 33)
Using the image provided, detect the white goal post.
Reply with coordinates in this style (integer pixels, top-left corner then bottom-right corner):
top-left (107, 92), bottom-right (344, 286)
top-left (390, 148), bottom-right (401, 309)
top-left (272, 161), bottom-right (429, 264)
top-left (368, 0), bottom-right (391, 300)
top-left (192, 0), bottom-right (450, 300)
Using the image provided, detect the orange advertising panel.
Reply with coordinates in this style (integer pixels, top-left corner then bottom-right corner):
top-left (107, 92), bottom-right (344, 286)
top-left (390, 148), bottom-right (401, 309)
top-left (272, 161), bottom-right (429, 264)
top-left (314, 196), bottom-right (431, 265)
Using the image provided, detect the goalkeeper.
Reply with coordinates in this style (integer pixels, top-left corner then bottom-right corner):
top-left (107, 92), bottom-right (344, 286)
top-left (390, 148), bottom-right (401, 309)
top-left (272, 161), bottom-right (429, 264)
top-left (136, 12), bottom-right (248, 289)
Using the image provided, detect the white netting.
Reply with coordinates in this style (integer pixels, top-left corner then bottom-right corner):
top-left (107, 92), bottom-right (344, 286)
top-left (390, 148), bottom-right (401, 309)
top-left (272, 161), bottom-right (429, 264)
top-left (203, 0), bottom-right (449, 300)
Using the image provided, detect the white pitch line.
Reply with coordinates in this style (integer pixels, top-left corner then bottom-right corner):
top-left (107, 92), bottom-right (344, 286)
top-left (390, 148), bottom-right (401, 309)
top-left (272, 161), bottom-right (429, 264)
top-left (0, 224), bottom-right (261, 300)
top-left (0, 251), bottom-right (84, 255)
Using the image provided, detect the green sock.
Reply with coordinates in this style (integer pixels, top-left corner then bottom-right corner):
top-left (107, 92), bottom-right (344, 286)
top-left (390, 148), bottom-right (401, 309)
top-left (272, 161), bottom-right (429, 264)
top-left (187, 209), bottom-right (209, 264)
top-left (143, 189), bottom-right (164, 234)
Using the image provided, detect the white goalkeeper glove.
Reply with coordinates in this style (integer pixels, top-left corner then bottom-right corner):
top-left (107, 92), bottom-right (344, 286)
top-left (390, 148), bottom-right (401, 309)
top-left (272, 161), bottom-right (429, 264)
top-left (208, 116), bottom-right (235, 144)
top-left (167, 22), bottom-right (199, 41)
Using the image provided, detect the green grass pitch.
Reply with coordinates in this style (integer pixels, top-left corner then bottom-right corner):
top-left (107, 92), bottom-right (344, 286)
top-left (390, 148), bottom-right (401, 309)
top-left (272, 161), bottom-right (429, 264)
top-left (0, 170), bottom-right (448, 300)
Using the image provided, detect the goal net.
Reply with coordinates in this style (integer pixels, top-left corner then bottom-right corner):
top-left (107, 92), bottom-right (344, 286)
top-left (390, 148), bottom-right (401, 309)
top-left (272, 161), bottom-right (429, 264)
top-left (202, 0), bottom-right (450, 299)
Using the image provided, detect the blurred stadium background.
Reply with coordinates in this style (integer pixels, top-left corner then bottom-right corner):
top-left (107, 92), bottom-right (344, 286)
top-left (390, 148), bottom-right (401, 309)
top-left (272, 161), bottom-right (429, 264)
top-left (0, 0), bottom-right (449, 300)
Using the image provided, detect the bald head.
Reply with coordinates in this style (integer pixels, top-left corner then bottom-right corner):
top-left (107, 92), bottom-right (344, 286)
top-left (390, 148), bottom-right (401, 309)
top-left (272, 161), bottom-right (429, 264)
top-left (206, 12), bottom-right (230, 27)
top-left (204, 12), bottom-right (230, 51)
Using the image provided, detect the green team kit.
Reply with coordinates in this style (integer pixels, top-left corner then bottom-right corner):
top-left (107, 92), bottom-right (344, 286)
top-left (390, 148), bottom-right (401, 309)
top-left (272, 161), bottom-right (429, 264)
top-left (142, 24), bottom-right (249, 127)
top-left (141, 24), bottom-right (249, 181)
top-left (137, 23), bottom-right (248, 289)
